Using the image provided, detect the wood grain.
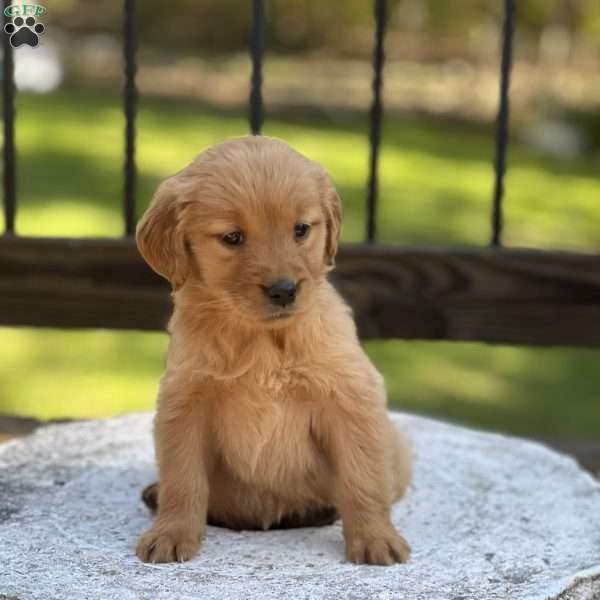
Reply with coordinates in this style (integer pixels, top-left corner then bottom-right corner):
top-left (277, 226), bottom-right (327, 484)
top-left (1, 235), bottom-right (600, 346)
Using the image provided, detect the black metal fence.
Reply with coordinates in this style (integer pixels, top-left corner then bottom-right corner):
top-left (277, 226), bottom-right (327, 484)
top-left (1, 0), bottom-right (600, 346)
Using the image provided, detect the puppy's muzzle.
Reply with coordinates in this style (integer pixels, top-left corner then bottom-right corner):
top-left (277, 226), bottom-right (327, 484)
top-left (263, 279), bottom-right (297, 307)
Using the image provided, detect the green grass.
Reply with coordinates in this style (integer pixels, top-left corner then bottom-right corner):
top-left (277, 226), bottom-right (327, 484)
top-left (2, 88), bottom-right (600, 436)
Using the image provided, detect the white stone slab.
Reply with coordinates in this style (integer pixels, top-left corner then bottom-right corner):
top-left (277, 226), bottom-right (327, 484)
top-left (0, 412), bottom-right (599, 600)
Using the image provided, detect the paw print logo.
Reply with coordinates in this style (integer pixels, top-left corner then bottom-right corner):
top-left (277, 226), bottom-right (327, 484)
top-left (4, 16), bottom-right (45, 48)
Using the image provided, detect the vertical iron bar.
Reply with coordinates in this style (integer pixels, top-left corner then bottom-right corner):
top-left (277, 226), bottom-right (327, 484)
top-left (249, 0), bottom-right (264, 135)
top-left (491, 0), bottom-right (515, 247)
top-left (366, 0), bottom-right (386, 243)
top-left (2, 0), bottom-right (16, 235)
top-left (123, 0), bottom-right (137, 236)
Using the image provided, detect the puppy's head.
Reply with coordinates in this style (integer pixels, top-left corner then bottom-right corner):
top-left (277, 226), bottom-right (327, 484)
top-left (137, 136), bottom-right (342, 326)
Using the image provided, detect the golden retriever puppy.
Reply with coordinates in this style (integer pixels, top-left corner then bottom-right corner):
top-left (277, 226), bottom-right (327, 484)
top-left (135, 135), bottom-right (412, 566)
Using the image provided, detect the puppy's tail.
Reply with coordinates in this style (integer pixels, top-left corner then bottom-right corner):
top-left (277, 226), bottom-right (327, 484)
top-left (390, 423), bottom-right (412, 502)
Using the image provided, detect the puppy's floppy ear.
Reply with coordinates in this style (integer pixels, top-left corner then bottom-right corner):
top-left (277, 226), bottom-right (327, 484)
top-left (136, 177), bottom-right (190, 289)
top-left (318, 171), bottom-right (342, 270)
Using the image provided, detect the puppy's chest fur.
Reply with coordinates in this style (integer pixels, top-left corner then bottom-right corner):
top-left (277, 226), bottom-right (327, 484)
top-left (213, 363), bottom-right (328, 490)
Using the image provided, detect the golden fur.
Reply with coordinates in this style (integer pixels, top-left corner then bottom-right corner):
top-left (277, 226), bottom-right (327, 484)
top-left (135, 135), bottom-right (412, 566)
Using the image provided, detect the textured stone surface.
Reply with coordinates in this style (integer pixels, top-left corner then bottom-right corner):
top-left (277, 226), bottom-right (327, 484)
top-left (1, 412), bottom-right (599, 600)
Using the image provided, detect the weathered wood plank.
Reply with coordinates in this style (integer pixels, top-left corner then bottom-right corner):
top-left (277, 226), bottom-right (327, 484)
top-left (1, 235), bottom-right (600, 346)
top-left (0, 235), bottom-right (172, 331)
top-left (334, 244), bottom-right (600, 345)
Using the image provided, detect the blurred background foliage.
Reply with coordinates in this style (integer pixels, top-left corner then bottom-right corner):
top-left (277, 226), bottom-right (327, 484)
top-left (45, 0), bottom-right (600, 54)
top-left (1, 0), bottom-right (599, 437)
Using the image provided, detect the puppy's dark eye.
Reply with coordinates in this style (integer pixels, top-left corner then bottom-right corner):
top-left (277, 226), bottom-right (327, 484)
top-left (222, 231), bottom-right (244, 246)
top-left (294, 223), bottom-right (311, 240)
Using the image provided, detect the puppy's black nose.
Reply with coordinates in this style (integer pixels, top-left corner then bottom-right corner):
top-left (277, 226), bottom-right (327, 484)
top-left (264, 279), bottom-right (297, 307)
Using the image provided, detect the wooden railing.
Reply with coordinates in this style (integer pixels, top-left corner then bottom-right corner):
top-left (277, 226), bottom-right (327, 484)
top-left (2, 0), bottom-right (599, 346)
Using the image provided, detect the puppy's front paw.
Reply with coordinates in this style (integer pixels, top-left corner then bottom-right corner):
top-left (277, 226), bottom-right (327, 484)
top-left (136, 526), bottom-right (200, 563)
top-left (345, 526), bottom-right (411, 566)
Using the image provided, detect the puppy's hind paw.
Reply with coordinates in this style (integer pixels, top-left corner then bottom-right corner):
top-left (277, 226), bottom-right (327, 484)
top-left (141, 482), bottom-right (159, 512)
top-left (136, 526), bottom-right (200, 563)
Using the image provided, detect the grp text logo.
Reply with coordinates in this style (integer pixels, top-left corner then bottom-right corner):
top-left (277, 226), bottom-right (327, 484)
top-left (3, 3), bottom-right (47, 48)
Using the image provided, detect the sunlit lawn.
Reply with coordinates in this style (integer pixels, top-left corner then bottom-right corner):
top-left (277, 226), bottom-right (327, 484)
top-left (2, 88), bottom-right (600, 436)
